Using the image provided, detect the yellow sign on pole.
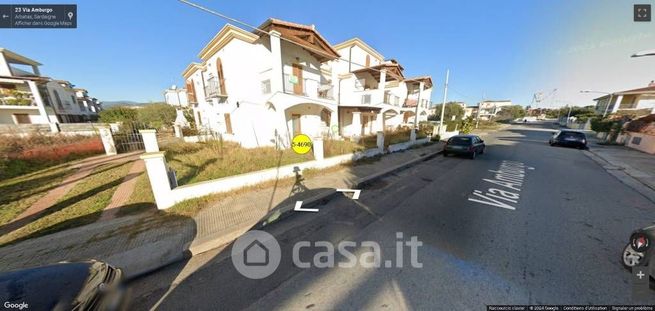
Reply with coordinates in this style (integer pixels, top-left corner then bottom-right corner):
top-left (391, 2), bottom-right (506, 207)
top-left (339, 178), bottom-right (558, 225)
top-left (291, 134), bottom-right (313, 154)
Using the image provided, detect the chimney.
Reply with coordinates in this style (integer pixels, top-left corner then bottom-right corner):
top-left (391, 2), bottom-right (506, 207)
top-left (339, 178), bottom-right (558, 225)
top-left (649, 80), bottom-right (655, 87)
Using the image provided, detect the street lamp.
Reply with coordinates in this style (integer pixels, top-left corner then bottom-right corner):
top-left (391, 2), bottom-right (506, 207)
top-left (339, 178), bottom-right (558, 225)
top-left (580, 90), bottom-right (613, 118)
top-left (631, 49), bottom-right (655, 58)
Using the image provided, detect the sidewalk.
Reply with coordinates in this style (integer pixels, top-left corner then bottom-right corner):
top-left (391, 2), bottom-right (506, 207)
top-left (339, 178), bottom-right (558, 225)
top-left (585, 138), bottom-right (655, 202)
top-left (0, 142), bottom-right (443, 278)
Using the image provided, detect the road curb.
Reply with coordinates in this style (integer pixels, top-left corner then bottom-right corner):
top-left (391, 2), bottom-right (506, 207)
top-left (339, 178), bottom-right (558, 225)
top-left (185, 147), bottom-right (443, 258)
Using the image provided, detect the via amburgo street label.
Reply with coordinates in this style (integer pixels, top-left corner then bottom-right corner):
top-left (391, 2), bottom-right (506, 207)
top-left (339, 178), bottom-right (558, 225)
top-left (468, 160), bottom-right (534, 210)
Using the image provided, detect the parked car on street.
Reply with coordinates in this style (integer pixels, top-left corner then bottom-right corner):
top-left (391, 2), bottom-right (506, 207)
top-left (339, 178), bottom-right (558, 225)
top-left (0, 260), bottom-right (128, 311)
top-left (549, 130), bottom-right (587, 149)
top-left (443, 135), bottom-right (485, 159)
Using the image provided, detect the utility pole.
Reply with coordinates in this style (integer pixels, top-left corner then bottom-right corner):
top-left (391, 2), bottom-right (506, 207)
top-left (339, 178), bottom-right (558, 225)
top-left (476, 92), bottom-right (484, 129)
top-left (438, 69), bottom-right (449, 134)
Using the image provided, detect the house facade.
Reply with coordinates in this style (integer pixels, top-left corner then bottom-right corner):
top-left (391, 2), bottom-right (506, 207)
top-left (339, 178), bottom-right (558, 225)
top-left (0, 48), bottom-right (100, 125)
top-left (164, 85), bottom-right (189, 108)
top-left (477, 100), bottom-right (512, 120)
top-left (182, 19), bottom-right (432, 148)
top-left (594, 81), bottom-right (655, 117)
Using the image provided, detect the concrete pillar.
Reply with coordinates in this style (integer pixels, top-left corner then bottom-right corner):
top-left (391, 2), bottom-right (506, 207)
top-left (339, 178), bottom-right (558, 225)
top-left (26, 80), bottom-right (56, 131)
top-left (139, 129), bottom-right (159, 152)
top-left (351, 111), bottom-right (362, 138)
top-left (410, 129), bottom-right (417, 141)
top-left (376, 131), bottom-right (384, 150)
top-left (378, 69), bottom-right (387, 104)
top-left (374, 112), bottom-right (384, 132)
top-left (98, 127), bottom-right (117, 155)
top-left (269, 30), bottom-right (283, 93)
top-left (611, 95), bottom-right (623, 113)
top-left (313, 136), bottom-right (324, 161)
top-left (174, 124), bottom-right (182, 138)
top-left (140, 152), bottom-right (174, 209)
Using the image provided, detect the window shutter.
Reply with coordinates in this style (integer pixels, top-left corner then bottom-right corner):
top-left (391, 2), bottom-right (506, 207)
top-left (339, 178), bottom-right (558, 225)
top-left (186, 81), bottom-right (196, 103)
top-left (365, 55), bottom-right (370, 67)
top-left (216, 58), bottom-right (227, 95)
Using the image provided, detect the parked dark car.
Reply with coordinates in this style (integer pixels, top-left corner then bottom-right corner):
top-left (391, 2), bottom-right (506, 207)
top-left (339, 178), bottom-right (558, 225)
top-left (549, 130), bottom-right (587, 149)
top-left (443, 135), bottom-right (485, 159)
top-left (0, 261), bottom-right (127, 311)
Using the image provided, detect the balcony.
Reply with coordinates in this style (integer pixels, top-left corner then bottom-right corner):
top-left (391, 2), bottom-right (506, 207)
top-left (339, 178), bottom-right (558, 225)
top-left (204, 77), bottom-right (227, 99)
top-left (0, 90), bottom-right (37, 107)
top-left (284, 74), bottom-right (334, 100)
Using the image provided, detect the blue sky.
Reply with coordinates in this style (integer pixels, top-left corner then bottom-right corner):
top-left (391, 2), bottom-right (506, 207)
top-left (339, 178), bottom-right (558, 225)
top-left (1, 0), bottom-right (653, 107)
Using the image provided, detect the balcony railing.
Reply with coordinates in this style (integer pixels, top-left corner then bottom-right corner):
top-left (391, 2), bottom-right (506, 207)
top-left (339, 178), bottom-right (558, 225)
top-left (284, 74), bottom-right (334, 100)
top-left (204, 77), bottom-right (227, 99)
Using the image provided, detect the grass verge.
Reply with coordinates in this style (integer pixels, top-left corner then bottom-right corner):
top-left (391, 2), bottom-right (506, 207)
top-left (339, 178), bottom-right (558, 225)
top-left (0, 161), bottom-right (134, 246)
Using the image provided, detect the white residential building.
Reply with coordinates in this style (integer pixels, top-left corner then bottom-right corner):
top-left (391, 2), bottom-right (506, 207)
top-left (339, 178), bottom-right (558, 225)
top-left (0, 48), bottom-right (99, 125)
top-left (182, 19), bottom-right (432, 148)
top-left (593, 81), bottom-right (655, 116)
top-left (477, 100), bottom-right (513, 120)
top-left (164, 85), bottom-right (189, 108)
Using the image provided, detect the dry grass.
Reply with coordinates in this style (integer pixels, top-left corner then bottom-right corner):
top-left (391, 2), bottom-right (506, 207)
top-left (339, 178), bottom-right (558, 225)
top-left (0, 164), bottom-right (75, 226)
top-left (163, 140), bottom-right (314, 186)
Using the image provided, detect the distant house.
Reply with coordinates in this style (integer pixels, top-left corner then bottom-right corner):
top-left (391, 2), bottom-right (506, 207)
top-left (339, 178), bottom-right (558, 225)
top-left (477, 100), bottom-right (512, 120)
top-left (0, 48), bottom-right (99, 125)
top-left (163, 85), bottom-right (189, 108)
top-left (594, 81), bottom-right (655, 117)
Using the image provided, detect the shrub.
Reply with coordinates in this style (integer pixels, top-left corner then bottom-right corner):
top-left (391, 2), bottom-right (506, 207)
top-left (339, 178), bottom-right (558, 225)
top-left (590, 118), bottom-right (616, 133)
top-left (137, 103), bottom-right (176, 129)
top-left (99, 106), bottom-right (138, 123)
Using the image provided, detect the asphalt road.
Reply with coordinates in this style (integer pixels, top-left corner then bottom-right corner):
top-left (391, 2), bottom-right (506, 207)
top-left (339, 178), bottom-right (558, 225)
top-left (129, 122), bottom-right (655, 310)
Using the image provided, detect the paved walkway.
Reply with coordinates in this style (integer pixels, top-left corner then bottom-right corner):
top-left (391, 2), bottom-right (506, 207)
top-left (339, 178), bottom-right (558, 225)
top-left (0, 142), bottom-right (443, 278)
top-left (1, 152), bottom-right (142, 236)
top-left (587, 140), bottom-right (655, 191)
top-left (99, 160), bottom-right (146, 221)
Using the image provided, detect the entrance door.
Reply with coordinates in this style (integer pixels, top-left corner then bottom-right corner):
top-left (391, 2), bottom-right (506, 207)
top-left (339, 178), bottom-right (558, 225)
top-left (292, 114), bottom-right (301, 136)
top-left (292, 64), bottom-right (303, 95)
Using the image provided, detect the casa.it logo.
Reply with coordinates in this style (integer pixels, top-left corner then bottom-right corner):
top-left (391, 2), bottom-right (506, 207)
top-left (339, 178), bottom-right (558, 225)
top-left (231, 230), bottom-right (423, 279)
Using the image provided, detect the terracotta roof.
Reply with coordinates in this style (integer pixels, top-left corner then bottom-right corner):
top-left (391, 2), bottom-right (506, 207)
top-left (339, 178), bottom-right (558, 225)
top-left (405, 76), bottom-right (433, 89)
top-left (258, 18), bottom-right (340, 62)
top-left (352, 63), bottom-right (404, 81)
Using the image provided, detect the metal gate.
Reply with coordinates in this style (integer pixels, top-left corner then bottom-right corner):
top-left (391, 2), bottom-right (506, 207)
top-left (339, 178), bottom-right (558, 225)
top-left (111, 122), bottom-right (146, 153)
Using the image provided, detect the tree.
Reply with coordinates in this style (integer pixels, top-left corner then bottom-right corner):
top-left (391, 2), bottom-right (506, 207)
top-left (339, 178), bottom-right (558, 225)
top-left (99, 106), bottom-right (138, 123)
top-left (137, 103), bottom-right (177, 129)
top-left (460, 116), bottom-right (474, 134)
top-left (429, 102), bottom-right (464, 121)
top-left (497, 105), bottom-right (526, 121)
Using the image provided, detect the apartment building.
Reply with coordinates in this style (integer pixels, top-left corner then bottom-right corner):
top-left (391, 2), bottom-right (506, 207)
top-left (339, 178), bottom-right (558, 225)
top-left (0, 48), bottom-right (99, 125)
top-left (164, 85), bottom-right (189, 108)
top-left (477, 100), bottom-right (513, 120)
top-left (182, 19), bottom-right (432, 148)
top-left (593, 81), bottom-right (655, 117)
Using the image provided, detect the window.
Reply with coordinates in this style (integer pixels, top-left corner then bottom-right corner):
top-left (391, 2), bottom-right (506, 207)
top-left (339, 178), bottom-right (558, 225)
top-left (261, 79), bottom-right (271, 94)
top-left (53, 90), bottom-right (63, 109)
top-left (361, 94), bottom-right (371, 105)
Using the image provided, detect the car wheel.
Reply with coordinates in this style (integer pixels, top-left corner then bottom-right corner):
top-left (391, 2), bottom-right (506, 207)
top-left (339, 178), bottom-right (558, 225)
top-left (469, 151), bottom-right (476, 160)
top-left (622, 242), bottom-right (645, 269)
top-left (443, 151), bottom-right (448, 157)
